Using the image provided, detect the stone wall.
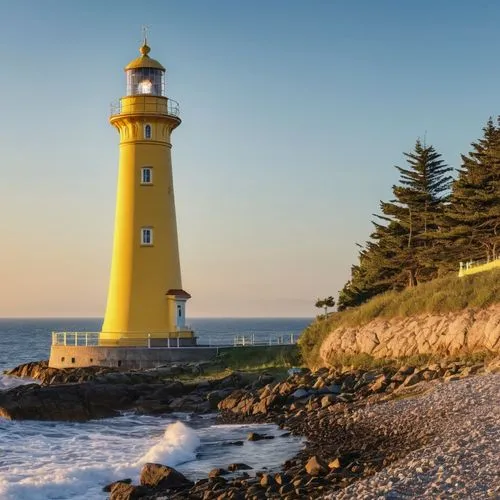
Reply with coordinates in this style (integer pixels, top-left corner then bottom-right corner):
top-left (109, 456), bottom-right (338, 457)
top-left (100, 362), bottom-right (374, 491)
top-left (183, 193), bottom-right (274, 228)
top-left (49, 346), bottom-right (218, 369)
top-left (319, 304), bottom-right (500, 366)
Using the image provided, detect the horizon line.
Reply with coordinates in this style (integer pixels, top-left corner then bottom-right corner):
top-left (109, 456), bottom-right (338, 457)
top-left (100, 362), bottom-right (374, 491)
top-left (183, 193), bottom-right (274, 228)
top-left (0, 316), bottom-right (314, 320)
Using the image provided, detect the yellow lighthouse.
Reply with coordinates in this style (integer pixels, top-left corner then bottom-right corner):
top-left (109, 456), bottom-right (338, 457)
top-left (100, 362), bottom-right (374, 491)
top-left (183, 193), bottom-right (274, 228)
top-left (100, 40), bottom-right (194, 347)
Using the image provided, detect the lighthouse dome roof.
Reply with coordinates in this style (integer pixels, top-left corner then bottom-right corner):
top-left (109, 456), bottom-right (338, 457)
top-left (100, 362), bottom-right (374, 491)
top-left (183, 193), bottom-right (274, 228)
top-left (125, 42), bottom-right (165, 71)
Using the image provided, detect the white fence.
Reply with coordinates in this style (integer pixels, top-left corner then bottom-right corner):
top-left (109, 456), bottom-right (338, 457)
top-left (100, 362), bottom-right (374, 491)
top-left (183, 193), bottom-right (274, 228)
top-left (230, 334), bottom-right (296, 347)
top-left (51, 331), bottom-right (298, 348)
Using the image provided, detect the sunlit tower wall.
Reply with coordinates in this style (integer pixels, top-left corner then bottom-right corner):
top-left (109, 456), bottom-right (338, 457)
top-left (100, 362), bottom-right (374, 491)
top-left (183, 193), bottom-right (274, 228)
top-left (100, 41), bottom-right (194, 346)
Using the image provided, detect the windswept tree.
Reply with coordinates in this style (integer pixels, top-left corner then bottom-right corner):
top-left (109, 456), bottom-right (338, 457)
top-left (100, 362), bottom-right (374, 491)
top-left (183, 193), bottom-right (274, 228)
top-left (315, 296), bottom-right (335, 317)
top-left (444, 118), bottom-right (500, 262)
top-left (338, 139), bottom-right (453, 309)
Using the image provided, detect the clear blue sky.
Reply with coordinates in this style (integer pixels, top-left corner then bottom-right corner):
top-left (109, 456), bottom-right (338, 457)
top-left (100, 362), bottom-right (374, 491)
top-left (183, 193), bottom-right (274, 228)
top-left (0, 0), bottom-right (498, 317)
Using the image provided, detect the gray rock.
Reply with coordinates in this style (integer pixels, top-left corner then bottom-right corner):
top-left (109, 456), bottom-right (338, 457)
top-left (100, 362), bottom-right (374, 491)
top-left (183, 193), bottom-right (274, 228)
top-left (228, 463), bottom-right (253, 471)
top-left (326, 384), bottom-right (342, 394)
top-left (291, 388), bottom-right (310, 399)
top-left (140, 462), bottom-right (193, 489)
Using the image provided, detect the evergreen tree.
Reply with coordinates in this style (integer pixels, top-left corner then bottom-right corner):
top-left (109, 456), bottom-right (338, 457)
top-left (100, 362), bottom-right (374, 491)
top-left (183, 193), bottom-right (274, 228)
top-left (444, 118), bottom-right (500, 262)
top-left (338, 140), bottom-right (452, 309)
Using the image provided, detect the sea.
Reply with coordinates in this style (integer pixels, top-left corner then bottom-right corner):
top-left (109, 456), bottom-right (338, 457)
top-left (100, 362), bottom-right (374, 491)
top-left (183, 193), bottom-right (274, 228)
top-left (0, 318), bottom-right (310, 500)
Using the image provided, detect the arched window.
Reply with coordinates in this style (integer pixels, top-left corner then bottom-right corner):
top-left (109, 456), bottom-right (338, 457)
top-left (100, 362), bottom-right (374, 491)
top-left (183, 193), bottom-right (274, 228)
top-left (144, 124), bottom-right (152, 139)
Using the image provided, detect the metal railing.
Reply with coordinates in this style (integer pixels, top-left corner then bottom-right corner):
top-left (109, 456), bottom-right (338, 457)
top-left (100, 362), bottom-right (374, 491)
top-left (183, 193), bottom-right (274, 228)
top-left (52, 332), bottom-right (100, 346)
top-left (51, 331), bottom-right (298, 348)
top-left (52, 331), bottom-right (194, 348)
top-left (231, 333), bottom-right (296, 347)
top-left (110, 97), bottom-right (180, 117)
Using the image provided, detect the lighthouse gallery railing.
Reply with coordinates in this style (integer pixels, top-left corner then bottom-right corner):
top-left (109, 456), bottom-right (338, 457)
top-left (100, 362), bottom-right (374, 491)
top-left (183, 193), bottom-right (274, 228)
top-left (110, 97), bottom-right (180, 117)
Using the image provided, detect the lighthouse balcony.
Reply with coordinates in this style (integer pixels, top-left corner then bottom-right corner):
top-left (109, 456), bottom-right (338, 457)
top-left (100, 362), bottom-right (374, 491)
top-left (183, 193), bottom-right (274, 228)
top-left (110, 95), bottom-right (180, 118)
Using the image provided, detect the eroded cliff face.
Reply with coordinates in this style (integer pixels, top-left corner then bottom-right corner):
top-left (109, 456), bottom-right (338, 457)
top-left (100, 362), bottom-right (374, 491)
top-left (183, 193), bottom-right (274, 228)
top-left (319, 304), bottom-right (500, 366)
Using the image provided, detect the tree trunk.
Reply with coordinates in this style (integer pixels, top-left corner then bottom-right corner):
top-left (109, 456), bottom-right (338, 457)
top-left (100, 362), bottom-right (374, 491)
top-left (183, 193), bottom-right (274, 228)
top-left (408, 269), bottom-right (417, 288)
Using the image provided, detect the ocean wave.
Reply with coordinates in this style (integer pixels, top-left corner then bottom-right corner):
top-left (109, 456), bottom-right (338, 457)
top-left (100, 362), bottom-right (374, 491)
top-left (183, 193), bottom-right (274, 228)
top-left (0, 415), bottom-right (303, 500)
top-left (135, 420), bottom-right (200, 466)
top-left (0, 420), bottom-right (199, 500)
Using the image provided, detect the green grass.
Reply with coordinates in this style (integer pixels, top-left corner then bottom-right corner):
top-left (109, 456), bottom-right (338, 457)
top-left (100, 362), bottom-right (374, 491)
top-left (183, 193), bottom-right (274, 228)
top-left (216, 345), bottom-right (301, 371)
top-left (153, 346), bottom-right (302, 384)
top-left (299, 268), bottom-right (500, 367)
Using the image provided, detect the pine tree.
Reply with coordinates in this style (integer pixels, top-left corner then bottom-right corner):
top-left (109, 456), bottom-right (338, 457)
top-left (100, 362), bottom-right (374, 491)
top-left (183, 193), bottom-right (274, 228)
top-left (338, 140), bottom-right (452, 309)
top-left (379, 140), bottom-right (453, 286)
top-left (444, 118), bottom-right (500, 262)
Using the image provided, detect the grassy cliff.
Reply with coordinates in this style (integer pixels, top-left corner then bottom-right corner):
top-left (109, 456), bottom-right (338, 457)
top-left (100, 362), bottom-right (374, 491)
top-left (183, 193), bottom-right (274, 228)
top-left (299, 268), bottom-right (500, 367)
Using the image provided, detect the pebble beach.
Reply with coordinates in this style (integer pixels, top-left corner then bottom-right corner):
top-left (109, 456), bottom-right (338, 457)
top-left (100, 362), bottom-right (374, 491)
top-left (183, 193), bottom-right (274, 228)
top-left (327, 374), bottom-right (500, 499)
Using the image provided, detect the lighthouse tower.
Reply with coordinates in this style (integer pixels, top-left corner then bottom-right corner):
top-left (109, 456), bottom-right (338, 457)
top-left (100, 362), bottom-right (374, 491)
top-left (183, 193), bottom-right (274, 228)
top-left (100, 40), bottom-right (193, 346)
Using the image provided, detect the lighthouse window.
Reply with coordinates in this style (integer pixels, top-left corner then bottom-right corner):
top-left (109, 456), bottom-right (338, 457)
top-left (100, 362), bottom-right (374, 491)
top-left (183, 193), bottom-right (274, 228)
top-left (141, 228), bottom-right (153, 245)
top-left (178, 305), bottom-right (182, 317)
top-left (141, 167), bottom-right (153, 185)
top-left (144, 124), bottom-right (152, 139)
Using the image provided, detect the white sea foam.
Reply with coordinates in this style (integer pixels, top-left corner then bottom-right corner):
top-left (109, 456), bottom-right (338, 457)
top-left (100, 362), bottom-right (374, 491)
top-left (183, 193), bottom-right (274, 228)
top-left (0, 419), bottom-right (198, 500)
top-left (0, 374), bottom-right (38, 391)
top-left (0, 416), bottom-right (303, 500)
top-left (136, 420), bottom-right (200, 466)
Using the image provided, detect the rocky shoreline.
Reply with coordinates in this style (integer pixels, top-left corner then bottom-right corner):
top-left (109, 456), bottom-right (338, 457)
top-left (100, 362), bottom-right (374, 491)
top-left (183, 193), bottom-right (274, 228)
top-left (2, 357), bottom-right (500, 499)
top-left (1, 361), bottom-right (271, 421)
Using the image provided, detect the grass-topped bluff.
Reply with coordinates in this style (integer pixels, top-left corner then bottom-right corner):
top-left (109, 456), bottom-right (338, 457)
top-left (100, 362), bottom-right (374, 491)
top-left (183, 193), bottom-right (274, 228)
top-left (297, 117), bottom-right (500, 369)
top-left (300, 268), bottom-right (500, 368)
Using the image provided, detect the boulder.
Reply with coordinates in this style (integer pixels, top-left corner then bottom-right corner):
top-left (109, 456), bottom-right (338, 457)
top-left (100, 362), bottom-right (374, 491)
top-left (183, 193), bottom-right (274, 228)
top-left (402, 371), bottom-right (424, 387)
top-left (328, 458), bottom-right (342, 470)
top-left (279, 483), bottom-right (294, 495)
top-left (251, 393), bottom-right (283, 415)
top-left (217, 390), bottom-right (247, 411)
top-left (208, 468), bottom-right (227, 478)
top-left (305, 455), bottom-right (329, 476)
top-left (397, 364), bottom-right (415, 375)
top-left (0, 383), bottom-right (121, 421)
top-left (247, 432), bottom-right (274, 441)
top-left (326, 383), bottom-right (342, 394)
top-left (320, 394), bottom-right (337, 408)
top-left (102, 478), bottom-right (132, 492)
top-left (291, 388), bottom-right (309, 399)
top-left (340, 374), bottom-right (356, 391)
top-left (139, 463), bottom-right (193, 489)
top-left (168, 394), bottom-right (209, 413)
top-left (109, 482), bottom-right (151, 500)
top-left (312, 377), bottom-right (326, 390)
top-left (260, 473), bottom-right (275, 488)
top-left (273, 472), bottom-right (290, 485)
top-left (227, 463), bottom-right (252, 472)
top-left (369, 374), bottom-right (389, 393)
top-left (422, 370), bottom-right (438, 381)
top-left (207, 389), bottom-right (231, 409)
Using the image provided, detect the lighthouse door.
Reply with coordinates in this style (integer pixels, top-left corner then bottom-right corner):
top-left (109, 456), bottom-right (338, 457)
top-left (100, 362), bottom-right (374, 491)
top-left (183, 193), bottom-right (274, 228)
top-left (176, 302), bottom-right (185, 329)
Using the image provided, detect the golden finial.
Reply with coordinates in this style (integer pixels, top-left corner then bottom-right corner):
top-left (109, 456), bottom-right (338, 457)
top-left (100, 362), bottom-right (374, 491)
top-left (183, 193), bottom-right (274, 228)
top-left (140, 25), bottom-right (151, 55)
